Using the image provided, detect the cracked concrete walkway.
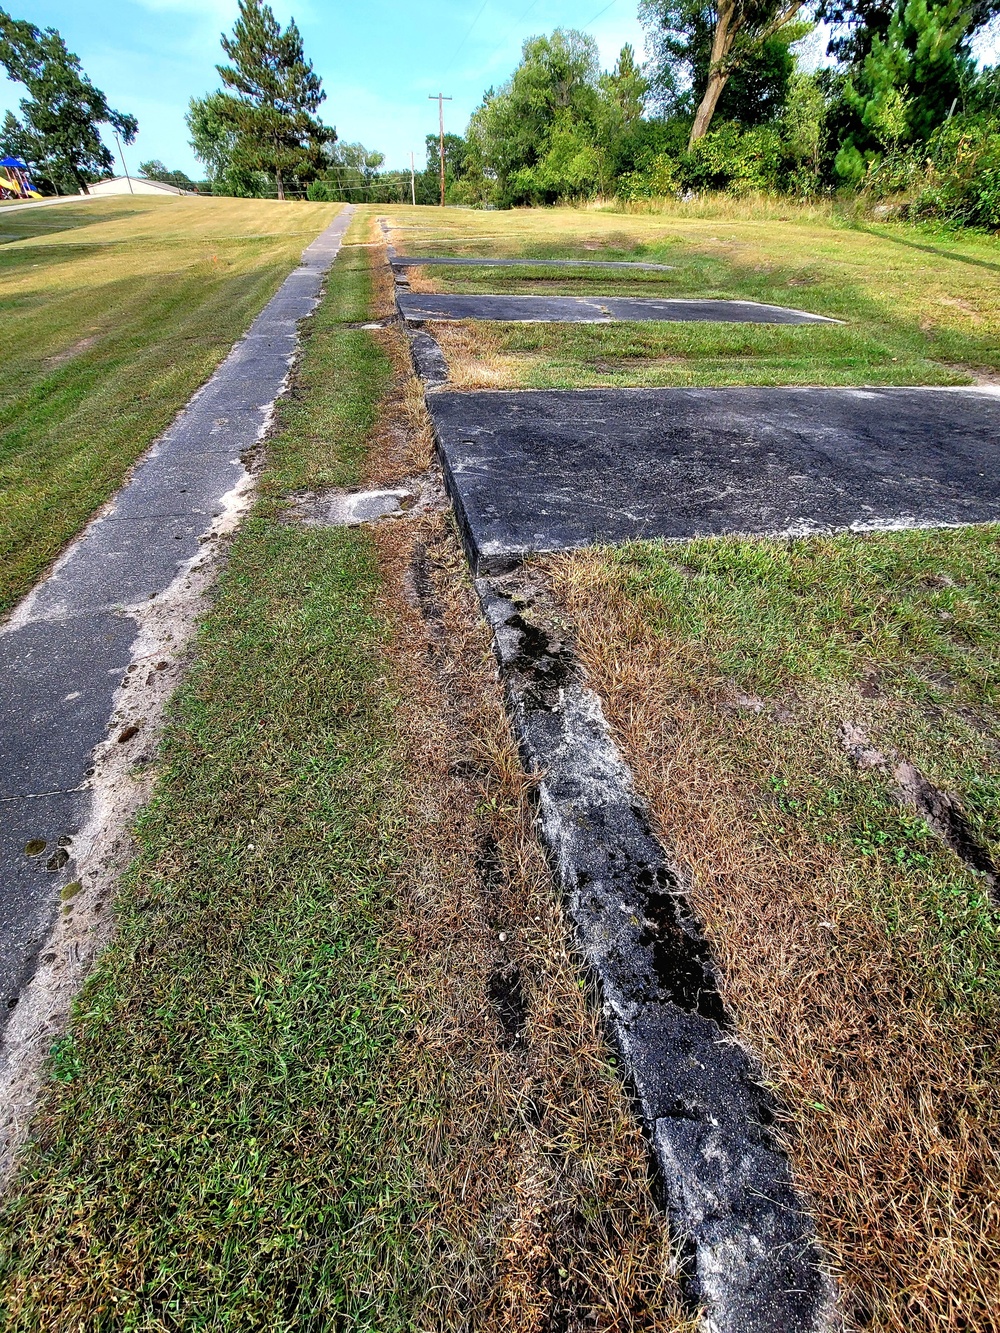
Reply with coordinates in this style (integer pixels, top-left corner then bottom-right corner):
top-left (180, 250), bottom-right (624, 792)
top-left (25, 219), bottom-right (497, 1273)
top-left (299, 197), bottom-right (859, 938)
top-left (0, 206), bottom-right (353, 1033)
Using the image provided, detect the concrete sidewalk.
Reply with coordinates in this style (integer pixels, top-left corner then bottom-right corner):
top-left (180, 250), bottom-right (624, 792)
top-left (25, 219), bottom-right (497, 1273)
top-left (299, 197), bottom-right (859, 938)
top-left (0, 207), bottom-right (354, 1035)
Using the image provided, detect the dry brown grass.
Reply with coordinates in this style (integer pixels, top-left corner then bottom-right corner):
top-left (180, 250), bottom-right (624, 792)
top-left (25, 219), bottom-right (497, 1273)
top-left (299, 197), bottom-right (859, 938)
top-left (349, 298), bottom-right (696, 1330)
top-left (427, 321), bottom-right (525, 390)
top-left (548, 551), bottom-right (1000, 1333)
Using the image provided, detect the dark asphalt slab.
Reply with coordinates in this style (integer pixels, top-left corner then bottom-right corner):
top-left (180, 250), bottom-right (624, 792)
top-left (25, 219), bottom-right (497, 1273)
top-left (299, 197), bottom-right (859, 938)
top-left (398, 291), bottom-right (835, 325)
top-left (0, 206), bottom-right (354, 1030)
top-left (429, 386), bottom-right (1000, 570)
top-left (391, 254), bottom-right (676, 271)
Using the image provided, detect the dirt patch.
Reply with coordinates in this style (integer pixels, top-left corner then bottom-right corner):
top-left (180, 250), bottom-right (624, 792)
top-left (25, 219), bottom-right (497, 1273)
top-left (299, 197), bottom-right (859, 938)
top-left (840, 722), bottom-right (997, 896)
top-left (44, 335), bottom-right (98, 369)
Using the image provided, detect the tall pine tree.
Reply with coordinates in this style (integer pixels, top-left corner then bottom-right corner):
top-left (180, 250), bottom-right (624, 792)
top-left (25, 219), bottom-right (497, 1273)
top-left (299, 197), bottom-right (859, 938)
top-left (215, 0), bottom-right (334, 201)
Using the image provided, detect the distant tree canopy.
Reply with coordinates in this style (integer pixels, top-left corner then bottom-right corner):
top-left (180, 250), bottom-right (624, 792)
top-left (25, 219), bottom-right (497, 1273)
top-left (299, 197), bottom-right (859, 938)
top-left (639, 0), bottom-right (809, 144)
top-left (198, 0), bottom-right (334, 200)
top-left (307, 140), bottom-right (387, 201)
top-left (0, 8), bottom-right (136, 193)
top-left (465, 30), bottom-right (653, 205)
top-left (138, 159), bottom-right (198, 191)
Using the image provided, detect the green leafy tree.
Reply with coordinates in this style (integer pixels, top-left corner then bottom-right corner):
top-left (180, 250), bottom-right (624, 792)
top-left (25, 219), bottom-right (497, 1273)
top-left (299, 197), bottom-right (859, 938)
top-left (186, 93), bottom-right (265, 196)
top-left (640, 0), bottom-right (807, 144)
top-left (213, 0), bottom-right (334, 200)
top-left (0, 9), bottom-right (137, 193)
top-left (138, 159), bottom-right (198, 191)
top-left (834, 0), bottom-right (973, 181)
top-left (818, 0), bottom-right (999, 63)
top-left (782, 70), bottom-right (828, 191)
top-left (600, 43), bottom-right (649, 124)
top-left (308, 140), bottom-right (385, 201)
top-left (467, 29), bottom-right (606, 204)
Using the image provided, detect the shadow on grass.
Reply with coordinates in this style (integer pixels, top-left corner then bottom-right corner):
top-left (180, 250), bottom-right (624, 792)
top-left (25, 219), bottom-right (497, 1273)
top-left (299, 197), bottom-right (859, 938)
top-left (861, 226), bottom-right (1000, 275)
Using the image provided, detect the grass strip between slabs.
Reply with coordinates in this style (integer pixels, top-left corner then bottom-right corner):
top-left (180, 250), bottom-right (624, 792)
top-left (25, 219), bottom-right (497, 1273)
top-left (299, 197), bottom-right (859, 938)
top-left (0, 235), bottom-right (437, 1329)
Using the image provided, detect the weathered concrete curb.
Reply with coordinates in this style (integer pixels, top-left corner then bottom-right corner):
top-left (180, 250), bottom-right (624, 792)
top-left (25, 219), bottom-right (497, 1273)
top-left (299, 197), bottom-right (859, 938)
top-left (406, 329), bottom-right (450, 388)
top-left (476, 575), bottom-right (840, 1333)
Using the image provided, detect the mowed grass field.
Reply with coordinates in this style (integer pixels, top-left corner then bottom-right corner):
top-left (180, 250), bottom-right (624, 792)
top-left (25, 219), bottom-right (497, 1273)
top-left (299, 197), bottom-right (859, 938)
top-left (0, 194), bottom-right (339, 616)
top-left (382, 202), bottom-right (1000, 390)
top-left (381, 203), bottom-right (1000, 1329)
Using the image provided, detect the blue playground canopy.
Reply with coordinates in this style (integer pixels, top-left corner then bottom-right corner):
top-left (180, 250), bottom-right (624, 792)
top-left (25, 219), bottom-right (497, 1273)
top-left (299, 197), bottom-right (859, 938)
top-left (0, 156), bottom-right (28, 169)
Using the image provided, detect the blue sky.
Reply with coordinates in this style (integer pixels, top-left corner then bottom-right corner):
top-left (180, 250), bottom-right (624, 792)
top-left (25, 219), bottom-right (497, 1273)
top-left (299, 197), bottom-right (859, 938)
top-left (0, 0), bottom-right (650, 178)
top-left (3, 2), bottom-right (997, 180)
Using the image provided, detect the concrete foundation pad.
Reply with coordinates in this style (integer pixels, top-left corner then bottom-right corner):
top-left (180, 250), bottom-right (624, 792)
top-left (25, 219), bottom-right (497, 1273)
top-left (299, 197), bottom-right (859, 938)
top-left (429, 386), bottom-right (1000, 570)
top-left (391, 254), bottom-right (676, 271)
top-left (398, 292), bottom-right (836, 326)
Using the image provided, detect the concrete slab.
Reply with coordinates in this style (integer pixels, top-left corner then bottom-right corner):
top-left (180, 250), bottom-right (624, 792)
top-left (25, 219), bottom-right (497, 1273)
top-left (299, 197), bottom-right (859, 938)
top-left (0, 206), bottom-right (354, 1033)
top-left (391, 254), bottom-right (676, 271)
top-left (398, 291), bottom-right (835, 325)
top-left (429, 386), bottom-right (1000, 570)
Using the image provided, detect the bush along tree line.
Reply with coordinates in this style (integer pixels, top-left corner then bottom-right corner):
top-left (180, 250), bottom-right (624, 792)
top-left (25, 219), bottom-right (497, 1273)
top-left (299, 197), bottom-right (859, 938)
top-left (437, 2), bottom-right (1000, 228)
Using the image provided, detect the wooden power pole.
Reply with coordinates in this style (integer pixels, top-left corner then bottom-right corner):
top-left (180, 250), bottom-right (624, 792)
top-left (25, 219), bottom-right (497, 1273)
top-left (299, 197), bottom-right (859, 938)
top-left (428, 93), bottom-right (452, 207)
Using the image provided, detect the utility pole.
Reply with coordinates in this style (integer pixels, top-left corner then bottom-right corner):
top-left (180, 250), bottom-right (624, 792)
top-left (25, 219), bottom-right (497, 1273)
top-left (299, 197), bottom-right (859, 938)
top-left (410, 151), bottom-right (416, 206)
top-left (428, 93), bottom-right (452, 207)
top-left (114, 131), bottom-right (134, 195)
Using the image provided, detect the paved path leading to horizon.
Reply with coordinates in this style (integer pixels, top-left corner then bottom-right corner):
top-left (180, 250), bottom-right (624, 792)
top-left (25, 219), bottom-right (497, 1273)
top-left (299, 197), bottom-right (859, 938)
top-left (0, 207), bottom-right (354, 1033)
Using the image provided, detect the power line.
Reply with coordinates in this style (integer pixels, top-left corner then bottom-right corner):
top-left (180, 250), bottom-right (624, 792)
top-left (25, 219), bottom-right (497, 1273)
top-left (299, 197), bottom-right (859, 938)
top-left (443, 0), bottom-right (492, 75)
top-left (580, 0), bottom-right (619, 28)
top-left (480, 0), bottom-right (543, 71)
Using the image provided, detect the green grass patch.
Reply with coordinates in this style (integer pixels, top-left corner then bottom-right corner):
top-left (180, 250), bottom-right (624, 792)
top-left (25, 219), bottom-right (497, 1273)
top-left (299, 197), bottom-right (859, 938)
top-left (0, 195), bottom-right (340, 616)
top-left (385, 202), bottom-right (1000, 388)
top-left (0, 224), bottom-right (441, 1329)
top-left (460, 318), bottom-right (964, 389)
top-left (589, 527), bottom-right (1000, 1001)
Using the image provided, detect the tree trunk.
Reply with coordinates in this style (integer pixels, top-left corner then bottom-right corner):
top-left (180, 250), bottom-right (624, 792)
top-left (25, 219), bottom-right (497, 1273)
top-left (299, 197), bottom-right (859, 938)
top-left (688, 0), bottom-right (738, 148)
top-left (276, 166), bottom-right (285, 201)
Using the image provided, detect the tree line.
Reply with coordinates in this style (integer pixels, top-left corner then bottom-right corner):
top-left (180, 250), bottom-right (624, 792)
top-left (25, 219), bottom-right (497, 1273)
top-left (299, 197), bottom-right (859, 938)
top-left (2, 0), bottom-right (999, 228)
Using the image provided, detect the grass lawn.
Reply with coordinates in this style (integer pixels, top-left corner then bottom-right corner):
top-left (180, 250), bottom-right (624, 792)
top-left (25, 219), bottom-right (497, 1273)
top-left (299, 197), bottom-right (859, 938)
top-left (0, 194), bottom-right (340, 617)
top-left (381, 202), bottom-right (1000, 390)
top-left (0, 218), bottom-right (689, 1331)
top-left (379, 203), bottom-right (1000, 1329)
